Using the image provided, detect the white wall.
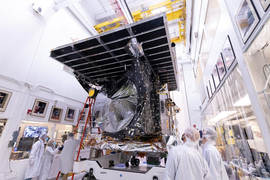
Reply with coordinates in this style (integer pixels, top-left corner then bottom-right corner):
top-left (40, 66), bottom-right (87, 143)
top-left (170, 66), bottom-right (191, 137)
top-left (192, 0), bottom-right (246, 111)
top-left (174, 0), bottom-right (207, 131)
top-left (0, 1), bottom-right (91, 178)
top-left (190, 0), bottom-right (204, 60)
top-left (181, 63), bottom-right (202, 129)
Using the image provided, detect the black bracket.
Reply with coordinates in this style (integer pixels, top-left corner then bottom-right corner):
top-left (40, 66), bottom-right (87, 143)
top-left (89, 168), bottom-right (93, 177)
top-left (153, 175), bottom-right (158, 180)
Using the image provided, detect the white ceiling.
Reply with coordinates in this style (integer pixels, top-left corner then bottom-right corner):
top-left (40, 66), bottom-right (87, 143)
top-left (60, 0), bottom-right (185, 59)
top-left (78, 0), bottom-right (168, 24)
top-left (73, 0), bottom-right (179, 38)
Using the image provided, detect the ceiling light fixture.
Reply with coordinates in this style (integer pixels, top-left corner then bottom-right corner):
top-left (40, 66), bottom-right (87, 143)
top-left (209, 111), bottom-right (237, 122)
top-left (233, 94), bottom-right (251, 107)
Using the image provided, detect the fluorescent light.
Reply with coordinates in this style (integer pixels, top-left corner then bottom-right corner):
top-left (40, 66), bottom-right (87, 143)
top-left (152, 6), bottom-right (167, 15)
top-left (233, 95), bottom-right (251, 107)
top-left (209, 111), bottom-right (237, 122)
top-left (21, 120), bottom-right (49, 124)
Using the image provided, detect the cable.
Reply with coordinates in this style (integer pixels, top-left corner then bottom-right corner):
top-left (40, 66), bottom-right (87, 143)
top-left (8, 159), bottom-right (12, 172)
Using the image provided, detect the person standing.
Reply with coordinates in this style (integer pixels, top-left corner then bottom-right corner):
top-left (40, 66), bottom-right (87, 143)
top-left (24, 134), bottom-right (47, 180)
top-left (202, 127), bottom-right (229, 180)
top-left (39, 139), bottom-right (58, 180)
top-left (181, 133), bottom-right (186, 144)
top-left (59, 133), bottom-right (80, 180)
top-left (163, 127), bottom-right (210, 180)
top-left (62, 132), bottom-right (67, 143)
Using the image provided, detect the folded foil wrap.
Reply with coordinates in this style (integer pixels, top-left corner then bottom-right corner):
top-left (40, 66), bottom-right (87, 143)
top-left (94, 77), bottom-right (138, 133)
top-left (87, 134), bottom-right (166, 152)
top-left (92, 38), bottom-right (161, 139)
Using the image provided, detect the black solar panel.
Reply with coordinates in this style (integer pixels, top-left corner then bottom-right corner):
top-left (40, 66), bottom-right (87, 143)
top-left (50, 14), bottom-right (178, 91)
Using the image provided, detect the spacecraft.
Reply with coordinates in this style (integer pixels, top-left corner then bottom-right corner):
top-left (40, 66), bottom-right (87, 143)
top-left (50, 13), bottom-right (179, 146)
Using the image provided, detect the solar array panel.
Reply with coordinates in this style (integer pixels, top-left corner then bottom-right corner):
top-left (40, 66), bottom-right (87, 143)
top-left (50, 14), bottom-right (178, 91)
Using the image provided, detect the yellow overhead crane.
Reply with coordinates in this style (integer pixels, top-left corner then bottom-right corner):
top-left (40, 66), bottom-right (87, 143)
top-left (94, 0), bottom-right (186, 45)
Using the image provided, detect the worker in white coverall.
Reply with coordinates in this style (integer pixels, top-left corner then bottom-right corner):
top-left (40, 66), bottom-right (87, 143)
top-left (202, 127), bottom-right (229, 180)
top-left (163, 127), bottom-right (210, 180)
top-left (59, 133), bottom-right (80, 180)
top-left (39, 139), bottom-right (59, 180)
top-left (24, 134), bottom-right (47, 180)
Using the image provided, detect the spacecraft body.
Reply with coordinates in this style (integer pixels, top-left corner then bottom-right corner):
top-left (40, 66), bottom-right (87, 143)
top-left (94, 56), bottom-right (161, 139)
top-left (50, 14), bottom-right (179, 152)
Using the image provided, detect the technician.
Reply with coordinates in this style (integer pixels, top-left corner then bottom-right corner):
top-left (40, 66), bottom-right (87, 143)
top-left (24, 134), bottom-right (47, 180)
top-left (62, 131), bottom-right (68, 143)
top-left (39, 139), bottom-right (59, 180)
top-left (181, 133), bottom-right (186, 144)
top-left (163, 127), bottom-right (210, 180)
top-left (202, 127), bottom-right (229, 180)
top-left (59, 133), bottom-right (80, 180)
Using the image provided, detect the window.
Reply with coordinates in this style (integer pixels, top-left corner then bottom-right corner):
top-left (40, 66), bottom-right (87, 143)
top-left (244, 20), bottom-right (270, 130)
top-left (204, 0), bottom-right (221, 47)
top-left (199, 0), bottom-right (221, 74)
top-left (203, 65), bottom-right (270, 178)
top-left (10, 121), bottom-right (74, 161)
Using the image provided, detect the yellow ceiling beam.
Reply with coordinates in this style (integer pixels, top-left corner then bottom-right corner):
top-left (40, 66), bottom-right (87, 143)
top-left (94, 17), bottom-right (124, 29)
top-left (94, 0), bottom-right (186, 44)
top-left (171, 36), bottom-right (181, 44)
top-left (166, 9), bottom-right (183, 21)
top-left (130, 0), bottom-right (182, 17)
top-left (94, 0), bottom-right (183, 31)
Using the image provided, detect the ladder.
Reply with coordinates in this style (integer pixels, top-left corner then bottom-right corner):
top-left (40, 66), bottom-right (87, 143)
top-left (56, 96), bottom-right (95, 180)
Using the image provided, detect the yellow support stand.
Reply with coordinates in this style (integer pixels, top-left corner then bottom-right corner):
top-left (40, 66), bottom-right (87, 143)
top-left (81, 142), bottom-right (85, 149)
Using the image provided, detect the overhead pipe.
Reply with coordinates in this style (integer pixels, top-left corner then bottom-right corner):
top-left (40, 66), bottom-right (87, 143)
top-left (121, 0), bottom-right (134, 23)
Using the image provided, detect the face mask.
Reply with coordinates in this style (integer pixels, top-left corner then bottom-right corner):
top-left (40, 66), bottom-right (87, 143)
top-left (53, 142), bottom-right (56, 146)
top-left (45, 138), bottom-right (49, 142)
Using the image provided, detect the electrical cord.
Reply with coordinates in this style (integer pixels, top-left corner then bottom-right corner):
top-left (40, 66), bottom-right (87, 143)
top-left (8, 159), bottom-right (12, 172)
